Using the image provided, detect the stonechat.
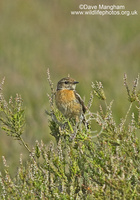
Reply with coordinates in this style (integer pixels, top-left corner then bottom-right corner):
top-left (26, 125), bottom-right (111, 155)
top-left (55, 77), bottom-right (87, 124)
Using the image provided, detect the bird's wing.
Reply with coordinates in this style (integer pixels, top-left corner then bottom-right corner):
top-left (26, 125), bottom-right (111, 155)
top-left (74, 91), bottom-right (87, 113)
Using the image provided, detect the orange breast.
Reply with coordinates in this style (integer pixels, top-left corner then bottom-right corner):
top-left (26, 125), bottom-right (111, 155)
top-left (55, 89), bottom-right (75, 103)
top-left (55, 89), bottom-right (82, 119)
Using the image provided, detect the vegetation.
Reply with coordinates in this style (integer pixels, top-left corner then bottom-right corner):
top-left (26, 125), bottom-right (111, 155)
top-left (0, 1), bottom-right (140, 199)
top-left (0, 72), bottom-right (140, 199)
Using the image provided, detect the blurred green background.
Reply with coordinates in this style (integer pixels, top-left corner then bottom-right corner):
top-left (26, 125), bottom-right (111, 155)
top-left (0, 0), bottom-right (140, 175)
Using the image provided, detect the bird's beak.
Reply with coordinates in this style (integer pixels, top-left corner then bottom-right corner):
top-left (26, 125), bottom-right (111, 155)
top-left (74, 81), bottom-right (79, 84)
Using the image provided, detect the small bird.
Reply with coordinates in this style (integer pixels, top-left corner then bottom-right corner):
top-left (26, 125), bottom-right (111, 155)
top-left (55, 77), bottom-right (87, 124)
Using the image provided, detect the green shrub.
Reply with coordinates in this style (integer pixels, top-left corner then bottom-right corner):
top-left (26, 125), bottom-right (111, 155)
top-left (0, 72), bottom-right (140, 199)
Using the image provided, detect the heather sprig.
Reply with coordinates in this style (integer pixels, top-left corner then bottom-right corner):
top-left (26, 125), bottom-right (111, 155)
top-left (92, 81), bottom-right (106, 100)
top-left (124, 73), bottom-right (139, 102)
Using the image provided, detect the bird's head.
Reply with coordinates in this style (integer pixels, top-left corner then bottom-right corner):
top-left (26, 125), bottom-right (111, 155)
top-left (57, 77), bottom-right (79, 90)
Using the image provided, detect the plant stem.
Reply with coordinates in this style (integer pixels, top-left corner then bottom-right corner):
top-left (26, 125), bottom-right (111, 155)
top-left (20, 136), bottom-right (31, 153)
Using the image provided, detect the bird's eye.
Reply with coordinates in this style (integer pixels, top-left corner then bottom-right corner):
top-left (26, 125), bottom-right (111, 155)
top-left (65, 81), bottom-right (68, 84)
